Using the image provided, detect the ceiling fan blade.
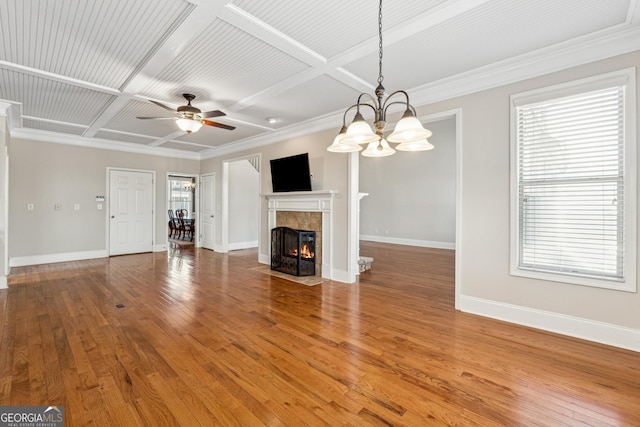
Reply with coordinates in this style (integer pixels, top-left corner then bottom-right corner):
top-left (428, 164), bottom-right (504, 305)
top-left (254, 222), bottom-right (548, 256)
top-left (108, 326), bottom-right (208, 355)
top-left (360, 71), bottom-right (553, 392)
top-left (136, 116), bottom-right (174, 120)
top-left (202, 120), bottom-right (235, 130)
top-left (149, 100), bottom-right (175, 112)
top-left (201, 110), bottom-right (226, 119)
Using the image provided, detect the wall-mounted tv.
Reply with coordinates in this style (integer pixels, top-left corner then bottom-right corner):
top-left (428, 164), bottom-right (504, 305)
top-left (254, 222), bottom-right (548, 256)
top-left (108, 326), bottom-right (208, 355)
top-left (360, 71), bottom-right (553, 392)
top-left (270, 153), bottom-right (312, 192)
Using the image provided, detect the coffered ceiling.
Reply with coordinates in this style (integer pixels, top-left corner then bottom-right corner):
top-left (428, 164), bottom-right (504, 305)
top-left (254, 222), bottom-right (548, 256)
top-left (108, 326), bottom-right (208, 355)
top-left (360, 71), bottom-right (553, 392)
top-left (1, 0), bottom-right (639, 159)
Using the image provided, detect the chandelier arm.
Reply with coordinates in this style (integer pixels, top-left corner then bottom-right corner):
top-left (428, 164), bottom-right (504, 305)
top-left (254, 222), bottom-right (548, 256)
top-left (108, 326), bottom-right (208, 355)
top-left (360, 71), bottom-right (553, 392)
top-left (346, 101), bottom-right (378, 119)
top-left (381, 90), bottom-right (410, 110)
top-left (356, 93), bottom-right (380, 110)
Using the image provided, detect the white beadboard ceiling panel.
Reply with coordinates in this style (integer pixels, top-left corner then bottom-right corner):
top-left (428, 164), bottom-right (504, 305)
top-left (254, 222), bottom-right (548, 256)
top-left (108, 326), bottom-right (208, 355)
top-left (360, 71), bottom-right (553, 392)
top-left (140, 18), bottom-right (309, 106)
top-left (105, 99), bottom-right (181, 137)
top-left (0, 69), bottom-right (115, 124)
top-left (237, 75), bottom-right (362, 127)
top-left (94, 130), bottom-right (156, 146)
top-left (22, 118), bottom-right (85, 136)
top-left (0, 0), bottom-right (636, 157)
top-left (345, 0), bottom-right (632, 90)
top-left (0, 0), bottom-right (195, 89)
top-left (230, 0), bottom-right (448, 59)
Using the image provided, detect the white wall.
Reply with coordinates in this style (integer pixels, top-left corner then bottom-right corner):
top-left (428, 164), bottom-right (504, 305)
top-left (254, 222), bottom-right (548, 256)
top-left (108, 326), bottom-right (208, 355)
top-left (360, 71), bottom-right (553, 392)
top-left (415, 51), bottom-right (640, 350)
top-left (228, 159), bottom-right (259, 249)
top-left (359, 117), bottom-right (456, 248)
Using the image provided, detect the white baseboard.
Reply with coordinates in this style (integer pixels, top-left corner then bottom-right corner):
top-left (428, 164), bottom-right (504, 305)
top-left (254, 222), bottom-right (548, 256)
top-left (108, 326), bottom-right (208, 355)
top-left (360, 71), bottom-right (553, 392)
top-left (360, 234), bottom-right (455, 250)
top-left (330, 268), bottom-right (353, 283)
top-left (228, 240), bottom-right (258, 251)
top-left (0, 275), bottom-right (6, 289)
top-left (153, 243), bottom-right (167, 252)
top-left (9, 249), bottom-right (108, 268)
top-left (459, 295), bottom-right (640, 352)
top-left (258, 253), bottom-right (269, 265)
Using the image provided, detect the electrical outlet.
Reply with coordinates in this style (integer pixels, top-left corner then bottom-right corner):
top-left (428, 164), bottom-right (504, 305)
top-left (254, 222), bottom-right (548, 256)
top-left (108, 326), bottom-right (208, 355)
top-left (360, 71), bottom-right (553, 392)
top-left (310, 172), bottom-right (315, 181)
top-left (27, 203), bottom-right (34, 211)
top-left (54, 203), bottom-right (62, 211)
top-left (74, 204), bottom-right (80, 211)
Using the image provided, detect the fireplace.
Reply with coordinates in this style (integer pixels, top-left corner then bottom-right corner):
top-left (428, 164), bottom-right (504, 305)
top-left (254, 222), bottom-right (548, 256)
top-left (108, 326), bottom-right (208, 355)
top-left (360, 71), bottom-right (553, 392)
top-left (271, 227), bottom-right (316, 276)
top-left (263, 190), bottom-right (335, 280)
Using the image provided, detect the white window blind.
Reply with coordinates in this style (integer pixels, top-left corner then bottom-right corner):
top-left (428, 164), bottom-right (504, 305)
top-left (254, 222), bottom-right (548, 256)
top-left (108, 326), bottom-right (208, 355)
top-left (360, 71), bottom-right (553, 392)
top-left (516, 86), bottom-right (624, 281)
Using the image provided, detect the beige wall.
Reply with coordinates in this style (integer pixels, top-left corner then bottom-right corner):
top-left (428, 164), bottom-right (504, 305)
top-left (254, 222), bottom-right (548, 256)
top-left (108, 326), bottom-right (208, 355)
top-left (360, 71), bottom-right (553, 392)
top-left (415, 51), bottom-right (640, 331)
top-left (359, 117), bottom-right (456, 247)
top-left (9, 139), bottom-right (199, 259)
top-left (0, 113), bottom-right (7, 280)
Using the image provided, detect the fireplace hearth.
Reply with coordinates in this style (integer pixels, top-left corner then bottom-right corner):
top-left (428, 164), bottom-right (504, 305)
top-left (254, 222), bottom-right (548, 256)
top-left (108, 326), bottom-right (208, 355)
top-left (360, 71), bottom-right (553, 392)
top-left (271, 227), bottom-right (316, 276)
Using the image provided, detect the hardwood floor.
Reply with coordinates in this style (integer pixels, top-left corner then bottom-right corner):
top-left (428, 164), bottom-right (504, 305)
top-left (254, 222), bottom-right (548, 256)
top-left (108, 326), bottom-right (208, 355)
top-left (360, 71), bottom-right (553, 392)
top-left (1, 242), bottom-right (639, 426)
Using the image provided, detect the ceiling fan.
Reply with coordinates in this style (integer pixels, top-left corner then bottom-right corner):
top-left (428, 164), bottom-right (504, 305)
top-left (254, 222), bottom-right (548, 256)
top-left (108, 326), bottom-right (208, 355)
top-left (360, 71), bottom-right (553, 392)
top-left (137, 93), bottom-right (235, 133)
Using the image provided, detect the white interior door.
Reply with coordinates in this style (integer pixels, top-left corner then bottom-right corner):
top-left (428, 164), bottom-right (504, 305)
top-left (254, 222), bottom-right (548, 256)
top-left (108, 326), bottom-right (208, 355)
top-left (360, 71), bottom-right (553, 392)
top-left (201, 173), bottom-right (215, 250)
top-left (109, 169), bottom-right (153, 255)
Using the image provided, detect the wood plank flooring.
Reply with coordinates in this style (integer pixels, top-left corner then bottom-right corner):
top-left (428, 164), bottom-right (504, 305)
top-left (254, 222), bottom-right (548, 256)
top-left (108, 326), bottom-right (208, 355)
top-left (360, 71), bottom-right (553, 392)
top-left (1, 242), bottom-right (639, 426)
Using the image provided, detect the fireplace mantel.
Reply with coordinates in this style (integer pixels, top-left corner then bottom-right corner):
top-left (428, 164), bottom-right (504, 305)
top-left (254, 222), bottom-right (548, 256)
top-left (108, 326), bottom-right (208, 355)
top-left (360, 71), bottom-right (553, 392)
top-left (263, 191), bottom-right (336, 280)
top-left (263, 190), bottom-right (336, 212)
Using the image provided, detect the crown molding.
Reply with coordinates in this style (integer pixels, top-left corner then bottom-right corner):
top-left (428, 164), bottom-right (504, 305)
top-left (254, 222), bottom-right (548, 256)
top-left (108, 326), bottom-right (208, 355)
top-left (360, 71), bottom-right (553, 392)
top-left (408, 24), bottom-right (640, 107)
top-left (199, 111), bottom-right (341, 159)
top-left (11, 128), bottom-right (200, 160)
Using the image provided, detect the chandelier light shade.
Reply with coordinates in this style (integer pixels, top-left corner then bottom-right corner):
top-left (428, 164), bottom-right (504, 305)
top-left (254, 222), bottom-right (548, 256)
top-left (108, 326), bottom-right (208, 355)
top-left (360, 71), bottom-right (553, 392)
top-left (386, 112), bottom-right (433, 143)
top-left (327, 0), bottom-right (433, 157)
top-left (176, 117), bottom-right (203, 133)
top-left (395, 139), bottom-right (435, 152)
top-left (342, 113), bottom-right (379, 145)
top-left (327, 126), bottom-right (363, 152)
top-left (362, 138), bottom-right (395, 157)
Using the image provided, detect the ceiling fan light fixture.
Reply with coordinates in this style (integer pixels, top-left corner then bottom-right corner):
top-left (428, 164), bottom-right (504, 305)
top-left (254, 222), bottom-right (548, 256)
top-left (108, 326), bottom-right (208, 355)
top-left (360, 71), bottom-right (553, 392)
top-left (176, 117), bottom-right (203, 133)
top-left (138, 93), bottom-right (234, 132)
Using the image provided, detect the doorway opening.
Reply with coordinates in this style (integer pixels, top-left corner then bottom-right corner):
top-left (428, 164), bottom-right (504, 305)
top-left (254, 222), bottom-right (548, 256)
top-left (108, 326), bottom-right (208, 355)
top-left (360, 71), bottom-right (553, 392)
top-left (221, 155), bottom-right (260, 253)
top-left (168, 174), bottom-right (197, 245)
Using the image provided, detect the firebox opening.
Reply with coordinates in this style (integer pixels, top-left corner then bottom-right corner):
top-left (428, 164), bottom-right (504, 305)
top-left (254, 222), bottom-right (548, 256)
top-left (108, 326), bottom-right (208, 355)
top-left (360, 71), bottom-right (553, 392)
top-left (271, 227), bottom-right (316, 277)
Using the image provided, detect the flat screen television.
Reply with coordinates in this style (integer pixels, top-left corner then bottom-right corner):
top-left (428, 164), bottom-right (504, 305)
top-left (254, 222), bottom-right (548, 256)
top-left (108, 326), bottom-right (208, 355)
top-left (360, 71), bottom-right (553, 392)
top-left (270, 153), bottom-right (312, 192)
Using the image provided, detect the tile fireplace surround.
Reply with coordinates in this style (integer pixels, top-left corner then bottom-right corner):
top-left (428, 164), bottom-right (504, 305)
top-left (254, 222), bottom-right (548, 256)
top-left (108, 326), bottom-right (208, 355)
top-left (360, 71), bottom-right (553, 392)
top-left (264, 191), bottom-right (336, 280)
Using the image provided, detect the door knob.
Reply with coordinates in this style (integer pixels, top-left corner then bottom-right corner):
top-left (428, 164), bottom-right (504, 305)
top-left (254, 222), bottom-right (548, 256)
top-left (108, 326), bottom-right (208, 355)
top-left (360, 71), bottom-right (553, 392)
top-left (111, 215), bottom-right (115, 218)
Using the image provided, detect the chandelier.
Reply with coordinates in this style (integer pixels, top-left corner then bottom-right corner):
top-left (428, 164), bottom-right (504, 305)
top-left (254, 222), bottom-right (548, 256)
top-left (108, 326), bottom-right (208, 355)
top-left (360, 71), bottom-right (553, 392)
top-left (327, 0), bottom-right (434, 157)
top-left (183, 179), bottom-right (196, 192)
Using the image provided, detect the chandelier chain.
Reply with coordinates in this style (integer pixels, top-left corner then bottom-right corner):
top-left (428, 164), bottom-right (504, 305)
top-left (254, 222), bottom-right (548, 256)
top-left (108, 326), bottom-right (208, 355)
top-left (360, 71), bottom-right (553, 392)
top-left (377, 0), bottom-right (384, 85)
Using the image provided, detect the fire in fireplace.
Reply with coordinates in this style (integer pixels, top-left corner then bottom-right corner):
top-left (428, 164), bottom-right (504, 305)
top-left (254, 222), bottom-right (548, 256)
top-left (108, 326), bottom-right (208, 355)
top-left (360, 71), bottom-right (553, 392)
top-left (271, 227), bottom-right (316, 276)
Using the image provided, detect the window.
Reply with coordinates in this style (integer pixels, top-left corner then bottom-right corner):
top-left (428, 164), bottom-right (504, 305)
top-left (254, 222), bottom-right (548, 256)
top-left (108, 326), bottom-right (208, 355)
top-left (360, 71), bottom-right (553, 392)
top-left (510, 69), bottom-right (636, 291)
top-left (168, 176), bottom-right (195, 216)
